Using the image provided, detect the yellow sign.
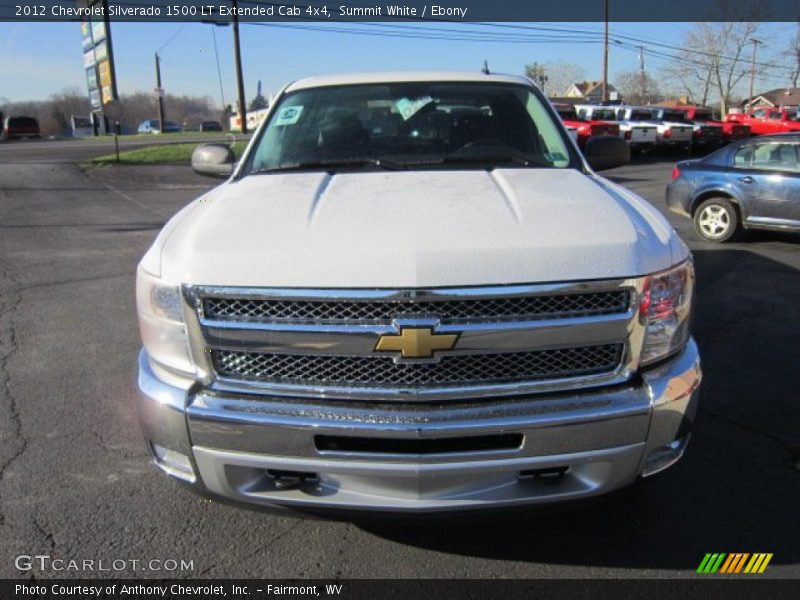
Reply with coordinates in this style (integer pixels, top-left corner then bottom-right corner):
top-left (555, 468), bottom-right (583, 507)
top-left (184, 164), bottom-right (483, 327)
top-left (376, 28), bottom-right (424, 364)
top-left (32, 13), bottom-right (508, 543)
top-left (98, 60), bottom-right (112, 87)
top-left (101, 85), bottom-right (114, 105)
top-left (374, 328), bottom-right (459, 359)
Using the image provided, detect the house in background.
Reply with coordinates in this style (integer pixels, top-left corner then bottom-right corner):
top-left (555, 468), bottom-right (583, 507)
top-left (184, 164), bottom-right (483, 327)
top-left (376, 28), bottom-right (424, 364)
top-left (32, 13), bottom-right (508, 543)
top-left (740, 87), bottom-right (800, 111)
top-left (563, 80), bottom-right (621, 103)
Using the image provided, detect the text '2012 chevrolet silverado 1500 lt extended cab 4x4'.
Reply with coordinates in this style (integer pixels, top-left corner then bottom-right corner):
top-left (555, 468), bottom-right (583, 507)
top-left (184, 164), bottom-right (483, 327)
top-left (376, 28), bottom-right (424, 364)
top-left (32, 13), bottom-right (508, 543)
top-left (136, 71), bottom-right (701, 515)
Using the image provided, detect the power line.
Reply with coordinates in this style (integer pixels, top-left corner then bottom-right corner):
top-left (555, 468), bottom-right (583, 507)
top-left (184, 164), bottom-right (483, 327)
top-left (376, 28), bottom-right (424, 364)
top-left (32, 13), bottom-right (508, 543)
top-left (243, 21), bottom-right (605, 44)
top-left (465, 21), bottom-right (798, 74)
top-left (157, 24), bottom-right (186, 54)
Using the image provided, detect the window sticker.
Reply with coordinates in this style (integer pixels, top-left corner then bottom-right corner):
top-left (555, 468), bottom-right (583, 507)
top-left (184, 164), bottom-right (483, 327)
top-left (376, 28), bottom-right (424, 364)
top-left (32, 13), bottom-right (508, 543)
top-left (395, 96), bottom-right (434, 121)
top-left (275, 106), bottom-right (304, 126)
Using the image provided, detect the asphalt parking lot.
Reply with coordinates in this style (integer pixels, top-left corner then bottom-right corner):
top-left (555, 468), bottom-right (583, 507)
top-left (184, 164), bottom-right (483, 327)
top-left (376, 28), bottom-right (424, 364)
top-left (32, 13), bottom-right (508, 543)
top-left (0, 144), bottom-right (798, 579)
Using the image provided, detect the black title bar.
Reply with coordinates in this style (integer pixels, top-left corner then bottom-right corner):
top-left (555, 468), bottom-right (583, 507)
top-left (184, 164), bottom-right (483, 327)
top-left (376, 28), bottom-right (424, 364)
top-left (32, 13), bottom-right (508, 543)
top-left (3, 0), bottom-right (800, 22)
top-left (3, 579), bottom-right (800, 600)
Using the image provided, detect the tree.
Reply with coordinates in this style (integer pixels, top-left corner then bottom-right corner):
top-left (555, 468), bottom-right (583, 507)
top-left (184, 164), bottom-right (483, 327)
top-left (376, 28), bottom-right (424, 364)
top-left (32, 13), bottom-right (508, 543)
top-left (44, 87), bottom-right (91, 134)
top-left (249, 80), bottom-right (268, 111)
top-left (613, 70), bottom-right (662, 105)
top-left (662, 13), bottom-right (764, 113)
top-left (524, 61), bottom-right (586, 97)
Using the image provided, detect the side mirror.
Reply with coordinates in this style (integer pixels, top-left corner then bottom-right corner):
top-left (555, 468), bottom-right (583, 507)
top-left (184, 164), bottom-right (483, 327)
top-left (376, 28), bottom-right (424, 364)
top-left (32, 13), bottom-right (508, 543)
top-left (191, 143), bottom-right (235, 178)
top-left (584, 135), bottom-right (631, 171)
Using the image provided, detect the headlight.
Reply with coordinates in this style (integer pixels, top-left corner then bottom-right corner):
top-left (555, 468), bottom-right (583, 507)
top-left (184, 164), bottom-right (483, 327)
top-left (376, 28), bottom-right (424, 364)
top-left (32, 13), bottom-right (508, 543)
top-left (136, 266), bottom-right (193, 374)
top-left (639, 261), bottom-right (694, 366)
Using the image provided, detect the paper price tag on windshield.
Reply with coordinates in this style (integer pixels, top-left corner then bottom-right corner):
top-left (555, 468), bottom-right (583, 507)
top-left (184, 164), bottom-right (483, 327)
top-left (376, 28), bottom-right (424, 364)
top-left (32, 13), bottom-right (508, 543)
top-left (395, 96), bottom-right (433, 121)
top-left (275, 106), bottom-right (304, 126)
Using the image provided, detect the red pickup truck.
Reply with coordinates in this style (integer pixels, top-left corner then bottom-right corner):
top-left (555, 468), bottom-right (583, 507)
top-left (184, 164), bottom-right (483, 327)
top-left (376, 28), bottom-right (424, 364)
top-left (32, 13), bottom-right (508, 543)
top-left (678, 106), bottom-right (750, 145)
top-left (724, 107), bottom-right (800, 136)
top-left (552, 103), bottom-right (619, 148)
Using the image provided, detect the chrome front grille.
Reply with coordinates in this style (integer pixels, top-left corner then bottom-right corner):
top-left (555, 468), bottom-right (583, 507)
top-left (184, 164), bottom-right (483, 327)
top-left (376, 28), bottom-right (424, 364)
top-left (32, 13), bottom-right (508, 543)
top-left (212, 344), bottom-right (624, 388)
top-left (187, 281), bottom-right (640, 401)
top-left (202, 290), bottom-right (630, 324)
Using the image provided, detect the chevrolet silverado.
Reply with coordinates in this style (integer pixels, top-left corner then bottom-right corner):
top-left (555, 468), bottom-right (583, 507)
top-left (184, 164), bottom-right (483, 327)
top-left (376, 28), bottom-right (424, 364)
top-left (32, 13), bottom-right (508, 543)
top-left (136, 71), bottom-right (701, 514)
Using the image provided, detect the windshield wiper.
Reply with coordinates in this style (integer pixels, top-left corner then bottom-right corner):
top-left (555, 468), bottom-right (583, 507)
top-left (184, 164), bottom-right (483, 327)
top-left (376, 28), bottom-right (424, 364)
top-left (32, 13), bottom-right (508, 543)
top-left (399, 153), bottom-right (550, 169)
top-left (252, 157), bottom-right (403, 174)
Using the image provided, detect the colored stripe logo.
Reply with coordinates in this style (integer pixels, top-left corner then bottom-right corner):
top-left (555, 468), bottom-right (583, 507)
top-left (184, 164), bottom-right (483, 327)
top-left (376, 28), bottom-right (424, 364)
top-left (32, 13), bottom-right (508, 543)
top-left (697, 553), bottom-right (772, 574)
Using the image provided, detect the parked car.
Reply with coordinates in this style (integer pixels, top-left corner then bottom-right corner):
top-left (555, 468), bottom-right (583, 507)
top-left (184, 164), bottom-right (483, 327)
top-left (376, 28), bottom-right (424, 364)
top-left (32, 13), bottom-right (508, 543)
top-left (2, 116), bottom-right (41, 140)
top-left (552, 103), bottom-right (620, 149)
top-left (137, 119), bottom-right (182, 134)
top-left (199, 120), bottom-right (223, 132)
top-left (622, 107), bottom-right (693, 151)
top-left (577, 105), bottom-right (657, 152)
top-left (666, 133), bottom-right (800, 242)
top-left (135, 70), bottom-right (700, 515)
top-left (724, 108), bottom-right (800, 136)
top-left (679, 106), bottom-right (750, 144)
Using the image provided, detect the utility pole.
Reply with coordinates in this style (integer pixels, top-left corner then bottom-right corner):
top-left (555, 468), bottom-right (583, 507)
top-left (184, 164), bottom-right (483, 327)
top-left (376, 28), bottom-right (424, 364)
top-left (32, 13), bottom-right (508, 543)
top-left (154, 52), bottom-right (165, 133)
top-left (231, 0), bottom-right (248, 133)
top-left (528, 62), bottom-right (548, 95)
top-left (211, 26), bottom-right (226, 115)
top-left (602, 0), bottom-right (609, 103)
top-left (639, 45), bottom-right (646, 104)
top-left (747, 38), bottom-right (762, 115)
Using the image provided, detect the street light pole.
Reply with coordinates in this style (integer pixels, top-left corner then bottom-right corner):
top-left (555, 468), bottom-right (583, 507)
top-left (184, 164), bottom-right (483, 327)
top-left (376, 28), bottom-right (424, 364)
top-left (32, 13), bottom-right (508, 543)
top-left (231, 0), bottom-right (248, 133)
top-left (747, 38), bottom-right (762, 115)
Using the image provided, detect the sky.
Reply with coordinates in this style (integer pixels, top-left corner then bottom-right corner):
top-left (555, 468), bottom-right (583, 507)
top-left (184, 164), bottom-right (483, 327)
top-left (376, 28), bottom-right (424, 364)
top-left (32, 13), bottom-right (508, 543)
top-left (0, 20), bottom-right (796, 105)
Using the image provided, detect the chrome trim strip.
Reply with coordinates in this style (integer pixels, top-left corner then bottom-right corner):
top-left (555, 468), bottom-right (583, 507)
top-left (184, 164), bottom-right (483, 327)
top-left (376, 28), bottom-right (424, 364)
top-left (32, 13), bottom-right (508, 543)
top-left (199, 312), bottom-right (633, 357)
top-left (187, 279), bottom-right (635, 304)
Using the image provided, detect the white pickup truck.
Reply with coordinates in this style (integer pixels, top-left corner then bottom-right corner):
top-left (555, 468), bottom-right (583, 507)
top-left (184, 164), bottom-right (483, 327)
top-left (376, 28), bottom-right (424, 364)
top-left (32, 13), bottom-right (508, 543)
top-left (577, 105), bottom-right (657, 153)
top-left (618, 106), bottom-right (694, 151)
top-left (136, 71), bottom-right (701, 515)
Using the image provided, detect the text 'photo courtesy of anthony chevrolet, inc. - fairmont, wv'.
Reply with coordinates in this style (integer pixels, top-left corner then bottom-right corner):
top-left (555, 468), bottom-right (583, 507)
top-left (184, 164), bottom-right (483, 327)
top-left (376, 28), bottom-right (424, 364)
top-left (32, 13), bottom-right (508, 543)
top-left (0, 0), bottom-right (799, 598)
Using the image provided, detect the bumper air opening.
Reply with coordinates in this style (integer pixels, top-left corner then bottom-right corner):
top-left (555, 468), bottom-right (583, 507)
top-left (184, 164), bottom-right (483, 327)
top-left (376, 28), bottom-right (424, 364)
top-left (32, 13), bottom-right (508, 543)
top-left (314, 433), bottom-right (524, 455)
top-left (518, 466), bottom-right (570, 483)
top-left (266, 469), bottom-right (319, 490)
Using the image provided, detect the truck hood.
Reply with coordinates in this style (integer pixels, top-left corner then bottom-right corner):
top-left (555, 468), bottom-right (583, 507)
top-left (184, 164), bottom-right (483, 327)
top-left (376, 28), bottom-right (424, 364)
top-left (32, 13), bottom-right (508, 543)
top-left (153, 168), bottom-right (680, 288)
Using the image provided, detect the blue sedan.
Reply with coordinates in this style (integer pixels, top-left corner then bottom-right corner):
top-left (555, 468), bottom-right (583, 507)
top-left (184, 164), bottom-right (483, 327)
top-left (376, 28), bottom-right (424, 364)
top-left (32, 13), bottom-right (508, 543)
top-left (666, 133), bottom-right (800, 242)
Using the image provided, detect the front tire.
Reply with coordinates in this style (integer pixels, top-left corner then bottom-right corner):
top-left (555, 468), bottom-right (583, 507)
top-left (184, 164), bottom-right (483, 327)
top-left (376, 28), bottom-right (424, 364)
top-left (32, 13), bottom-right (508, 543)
top-left (693, 197), bottom-right (739, 242)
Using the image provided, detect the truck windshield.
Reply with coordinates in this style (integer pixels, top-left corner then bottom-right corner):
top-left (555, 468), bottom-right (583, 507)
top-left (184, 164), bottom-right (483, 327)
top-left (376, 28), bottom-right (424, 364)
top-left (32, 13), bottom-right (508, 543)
top-left (591, 109), bottom-right (616, 121)
top-left (631, 110), bottom-right (654, 121)
top-left (243, 82), bottom-right (575, 175)
top-left (661, 111), bottom-right (686, 122)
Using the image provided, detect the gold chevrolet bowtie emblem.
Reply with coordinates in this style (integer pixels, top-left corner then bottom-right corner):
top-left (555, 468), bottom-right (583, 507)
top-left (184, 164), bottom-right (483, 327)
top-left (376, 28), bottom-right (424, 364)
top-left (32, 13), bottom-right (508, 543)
top-left (374, 327), bottom-right (459, 359)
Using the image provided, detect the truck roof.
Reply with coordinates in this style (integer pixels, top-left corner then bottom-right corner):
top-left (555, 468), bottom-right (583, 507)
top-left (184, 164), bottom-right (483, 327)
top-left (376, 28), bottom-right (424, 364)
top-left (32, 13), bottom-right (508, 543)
top-left (285, 71), bottom-right (532, 92)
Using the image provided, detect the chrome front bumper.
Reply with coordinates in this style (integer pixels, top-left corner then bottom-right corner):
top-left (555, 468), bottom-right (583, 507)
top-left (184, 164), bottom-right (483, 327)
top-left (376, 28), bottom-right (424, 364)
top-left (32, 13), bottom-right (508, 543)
top-left (136, 340), bottom-right (701, 514)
